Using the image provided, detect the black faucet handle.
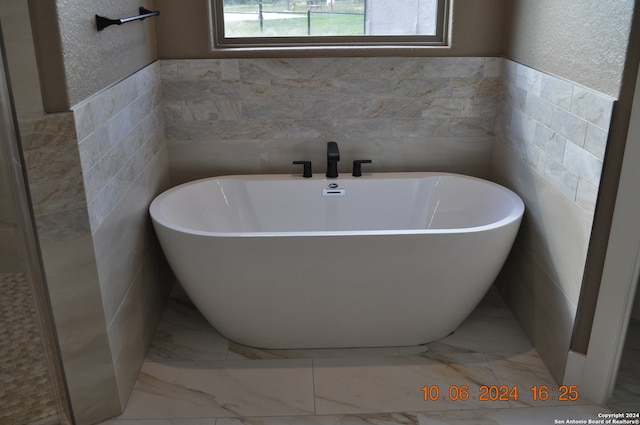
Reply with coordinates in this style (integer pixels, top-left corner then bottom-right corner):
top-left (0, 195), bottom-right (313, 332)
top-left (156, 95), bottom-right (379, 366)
top-left (352, 159), bottom-right (372, 177)
top-left (293, 161), bottom-right (312, 178)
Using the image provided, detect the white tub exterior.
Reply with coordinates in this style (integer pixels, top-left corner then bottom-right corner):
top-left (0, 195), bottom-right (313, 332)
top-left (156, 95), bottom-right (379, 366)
top-left (150, 172), bottom-right (524, 349)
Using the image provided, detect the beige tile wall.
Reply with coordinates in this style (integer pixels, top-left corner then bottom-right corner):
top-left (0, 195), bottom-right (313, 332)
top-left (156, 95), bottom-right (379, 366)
top-left (498, 60), bottom-right (613, 214)
top-left (492, 59), bottom-right (615, 382)
top-left (11, 58), bottom-right (170, 425)
top-left (162, 57), bottom-right (502, 183)
top-left (18, 109), bottom-right (121, 425)
top-left (71, 61), bottom-right (173, 413)
top-left (73, 63), bottom-right (165, 233)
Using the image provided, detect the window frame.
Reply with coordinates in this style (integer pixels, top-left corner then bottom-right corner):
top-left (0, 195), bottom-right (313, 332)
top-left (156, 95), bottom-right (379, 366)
top-left (209, 0), bottom-right (451, 51)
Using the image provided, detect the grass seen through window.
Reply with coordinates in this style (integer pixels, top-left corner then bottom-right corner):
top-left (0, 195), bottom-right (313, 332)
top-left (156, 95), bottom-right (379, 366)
top-left (215, 0), bottom-right (446, 48)
top-left (223, 1), bottom-right (365, 37)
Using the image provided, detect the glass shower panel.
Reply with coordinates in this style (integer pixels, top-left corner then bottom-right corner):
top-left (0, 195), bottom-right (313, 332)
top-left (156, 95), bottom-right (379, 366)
top-left (0, 26), bottom-right (69, 425)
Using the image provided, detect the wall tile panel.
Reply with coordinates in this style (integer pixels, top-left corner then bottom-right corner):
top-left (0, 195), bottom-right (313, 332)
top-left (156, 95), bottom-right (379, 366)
top-left (492, 59), bottom-right (615, 382)
top-left (498, 60), bottom-right (613, 212)
top-left (75, 62), bottom-right (165, 233)
top-left (163, 57), bottom-right (500, 184)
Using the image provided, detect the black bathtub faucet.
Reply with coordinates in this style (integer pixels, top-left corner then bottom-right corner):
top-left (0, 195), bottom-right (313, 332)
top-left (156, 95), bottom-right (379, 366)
top-left (326, 141), bottom-right (340, 178)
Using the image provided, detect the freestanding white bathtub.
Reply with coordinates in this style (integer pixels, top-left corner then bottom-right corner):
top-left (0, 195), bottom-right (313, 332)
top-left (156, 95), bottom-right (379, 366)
top-left (149, 172), bottom-right (524, 349)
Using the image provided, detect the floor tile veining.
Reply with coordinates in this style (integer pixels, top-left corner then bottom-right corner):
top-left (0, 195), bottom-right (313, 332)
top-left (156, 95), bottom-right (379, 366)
top-left (101, 286), bottom-right (613, 425)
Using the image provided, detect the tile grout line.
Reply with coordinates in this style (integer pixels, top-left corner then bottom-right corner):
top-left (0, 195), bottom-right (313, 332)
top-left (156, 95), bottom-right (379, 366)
top-left (311, 357), bottom-right (318, 416)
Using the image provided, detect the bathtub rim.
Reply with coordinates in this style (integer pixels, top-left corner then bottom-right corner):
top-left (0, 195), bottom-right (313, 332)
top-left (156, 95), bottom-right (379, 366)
top-left (149, 172), bottom-right (525, 238)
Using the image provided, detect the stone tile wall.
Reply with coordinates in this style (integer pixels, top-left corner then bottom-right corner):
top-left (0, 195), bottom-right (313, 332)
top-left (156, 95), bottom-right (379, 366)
top-left (15, 61), bottom-right (171, 425)
top-left (19, 110), bottom-right (121, 425)
top-left (71, 61), bottom-right (173, 410)
top-left (73, 62), bottom-right (165, 233)
top-left (499, 60), bottom-right (613, 214)
top-left (492, 59), bottom-right (615, 382)
top-left (162, 57), bottom-right (502, 183)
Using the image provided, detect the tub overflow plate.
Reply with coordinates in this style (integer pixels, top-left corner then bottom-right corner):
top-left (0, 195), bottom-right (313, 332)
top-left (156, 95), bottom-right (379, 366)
top-left (323, 183), bottom-right (345, 197)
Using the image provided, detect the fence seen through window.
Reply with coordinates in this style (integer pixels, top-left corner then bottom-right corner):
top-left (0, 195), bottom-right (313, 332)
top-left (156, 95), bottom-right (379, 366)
top-left (222, 0), bottom-right (439, 38)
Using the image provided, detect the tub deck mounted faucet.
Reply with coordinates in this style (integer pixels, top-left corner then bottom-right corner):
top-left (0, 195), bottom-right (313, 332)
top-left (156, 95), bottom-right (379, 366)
top-left (326, 141), bottom-right (340, 178)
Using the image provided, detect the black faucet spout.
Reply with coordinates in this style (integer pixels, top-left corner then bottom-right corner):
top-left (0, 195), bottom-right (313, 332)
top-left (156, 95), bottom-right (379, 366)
top-left (326, 141), bottom-right (340, 178)
top-left (327, 141), bottom-right (340, 160)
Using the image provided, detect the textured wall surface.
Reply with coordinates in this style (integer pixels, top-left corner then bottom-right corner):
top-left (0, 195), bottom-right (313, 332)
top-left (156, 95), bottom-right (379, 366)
top-left (29, 0), bottom-right (159, 111)
top-left (504, 0), bottom-right (634, 98)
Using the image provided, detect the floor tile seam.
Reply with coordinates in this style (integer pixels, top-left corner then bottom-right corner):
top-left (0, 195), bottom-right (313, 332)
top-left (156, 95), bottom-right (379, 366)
top-left (119, 412), bottom-right (323, 420)
top-left (226, 351), bottom-right (434, 362)
top-left (481, 349), bottom-right (573, 409)
top-left (311, 357), bottom-right (317, 416)
top-left (141, 357), bottom-right (317, 365)
top-left (135, 355), bottom-right (318, 418)
top-left (200, 408), bottom-right (623, 425)
top-left (413, 403), bottom-right (605, 418)
top-left (478, 351), bottom-right (517, 408)
top-left (480, 350), bottom-right (532, 379)
top-left (184, 404), bottom-right (580, 423)
top-left (482, 351), bottom-right (593, 410)
top-left (205, 411), bottom-right (427, 421)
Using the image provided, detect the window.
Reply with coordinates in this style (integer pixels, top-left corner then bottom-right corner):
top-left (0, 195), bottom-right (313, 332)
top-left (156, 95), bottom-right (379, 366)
top-left (210, 0), bottom-right (450, 49)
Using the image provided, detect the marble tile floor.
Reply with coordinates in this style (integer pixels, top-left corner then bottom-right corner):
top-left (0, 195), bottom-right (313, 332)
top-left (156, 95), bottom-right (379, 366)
top-left (99, 286), bottom-right (616, 425)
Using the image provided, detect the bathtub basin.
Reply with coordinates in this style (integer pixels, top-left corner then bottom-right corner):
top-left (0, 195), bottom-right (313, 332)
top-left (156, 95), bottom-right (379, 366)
top-left (149, 172), bottom-right (524, 349)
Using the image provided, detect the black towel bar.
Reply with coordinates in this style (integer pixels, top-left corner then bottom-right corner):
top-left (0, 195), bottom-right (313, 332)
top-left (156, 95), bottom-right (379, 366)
top-left (96, 7), bottom-right (159, 31)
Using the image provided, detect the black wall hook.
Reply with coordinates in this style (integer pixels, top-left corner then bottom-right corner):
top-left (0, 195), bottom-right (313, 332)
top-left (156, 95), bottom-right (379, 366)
top-left (96, 7), bottom-right (160, 31)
